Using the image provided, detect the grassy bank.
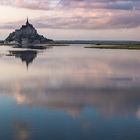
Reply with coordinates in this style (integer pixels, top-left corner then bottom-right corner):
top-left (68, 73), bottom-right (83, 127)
top-left (85, 44), bottom-right (140, 50)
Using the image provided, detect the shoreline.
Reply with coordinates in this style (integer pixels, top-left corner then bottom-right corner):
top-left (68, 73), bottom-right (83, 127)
top-left (85, 44), bottom-right (140, 50)
top-left (1, 41), bottom-right (140, 50)
top-left (0, 42), bottom-right (69, 49)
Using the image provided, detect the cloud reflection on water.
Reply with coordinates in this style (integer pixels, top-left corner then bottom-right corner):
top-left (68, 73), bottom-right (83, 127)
top-left (14, 121), bottom-right (30, 140)
top-left (0, 46), bottom-right (140, 119)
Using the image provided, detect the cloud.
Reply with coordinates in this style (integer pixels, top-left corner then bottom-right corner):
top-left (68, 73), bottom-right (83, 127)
top-left (0, 0), bottom-right (139, 11)
top-left (1, 8), bottom-right (140, 30)
top-left (34, 10), bottom-right (140, 29)
top-left (0, 0), bottom-right (62, 9)
top-left (0, 0), bottom-right (140, 30)
top-left (60, 0), bottom-right (140, 10)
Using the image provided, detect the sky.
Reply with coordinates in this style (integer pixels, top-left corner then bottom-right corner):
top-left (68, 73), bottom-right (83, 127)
top-left (0, 0), bottom-right (140, 40)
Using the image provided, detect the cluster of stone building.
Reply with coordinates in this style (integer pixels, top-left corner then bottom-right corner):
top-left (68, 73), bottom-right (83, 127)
top-left (5, 18), bottom-right (53, 47)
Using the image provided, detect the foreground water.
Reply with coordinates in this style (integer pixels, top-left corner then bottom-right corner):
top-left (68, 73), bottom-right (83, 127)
top-left (0, 45), bottom-right (140, 140)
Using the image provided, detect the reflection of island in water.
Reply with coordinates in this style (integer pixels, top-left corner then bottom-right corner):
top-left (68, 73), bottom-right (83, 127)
top-left (9, 50), bottom-right (37, 69)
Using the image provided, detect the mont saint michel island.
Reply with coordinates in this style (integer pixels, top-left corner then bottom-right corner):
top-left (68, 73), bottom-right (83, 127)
top-left (4, 18), bottom-right (53, 48)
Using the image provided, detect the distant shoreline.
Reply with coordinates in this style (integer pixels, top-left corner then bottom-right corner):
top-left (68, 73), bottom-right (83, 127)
top-left (1, 40), bottom-right (140, 45)
top-left (1, 40), bottom-right (140, 50)
top-left (54, 40), bottom-right (140, 45)
top-left (85, 44), bottom-right (140, 50)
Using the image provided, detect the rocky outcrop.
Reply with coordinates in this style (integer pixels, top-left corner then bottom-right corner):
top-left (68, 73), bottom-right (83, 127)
top-left (5, 19), bottom-right (53, 47)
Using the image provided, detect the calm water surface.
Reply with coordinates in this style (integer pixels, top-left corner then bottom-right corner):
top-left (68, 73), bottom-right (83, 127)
top-left (0, 45), bottom-right (140, 140)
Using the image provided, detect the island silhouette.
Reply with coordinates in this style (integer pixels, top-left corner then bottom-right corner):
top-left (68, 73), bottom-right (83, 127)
top-left (5, 18), bottom-right (53, 48)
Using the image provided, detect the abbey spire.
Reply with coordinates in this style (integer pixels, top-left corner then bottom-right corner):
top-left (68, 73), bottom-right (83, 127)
top-left (26, 17), bottom-right (29, 25)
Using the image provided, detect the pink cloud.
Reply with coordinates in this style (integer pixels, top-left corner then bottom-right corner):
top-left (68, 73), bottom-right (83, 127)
top-left (0, 0), bottom-right (140, 30)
